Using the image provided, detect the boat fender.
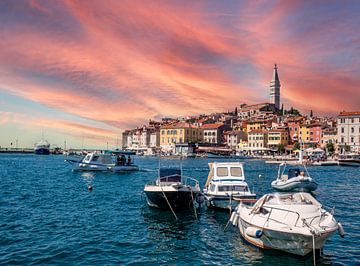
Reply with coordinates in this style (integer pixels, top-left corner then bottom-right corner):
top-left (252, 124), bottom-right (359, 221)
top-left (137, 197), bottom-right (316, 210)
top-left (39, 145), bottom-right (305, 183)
top-left (338, 222), bottom-right (345, 238)
top-left (232, 214), bottom-right (239, 226)
top-left (196, 194), bottom-right (205, 204)
top-left (245, 227), bottom-right (263, 238)
top-left (230, 212), bottom-right (237, 225)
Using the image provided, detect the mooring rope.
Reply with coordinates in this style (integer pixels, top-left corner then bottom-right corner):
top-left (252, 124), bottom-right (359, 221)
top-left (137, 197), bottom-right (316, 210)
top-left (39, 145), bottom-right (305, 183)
top-left (160, 186), bottom-right (178, 220)
top-left (312, 233), bottom-right (316, 266)
top-left (189, 187), bottom-right (198, 220)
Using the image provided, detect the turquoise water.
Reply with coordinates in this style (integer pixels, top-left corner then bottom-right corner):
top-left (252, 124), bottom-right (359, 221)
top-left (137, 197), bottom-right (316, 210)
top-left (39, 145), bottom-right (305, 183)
top-left (0, 154), bottom-right (359, 265)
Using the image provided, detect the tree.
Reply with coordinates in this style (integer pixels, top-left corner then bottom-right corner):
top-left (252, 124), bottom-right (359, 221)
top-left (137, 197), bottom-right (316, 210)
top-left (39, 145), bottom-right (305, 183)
top-left (326, 143), bottom-right (335, 155)
top-left (345, 145), bottom-right (351, 153)
top-left (277, 144), bottom-right (285, 154)
top-left (234, 107), bottom-right (238, 116)
top-left (293, 142), bottom-right (300, 150)
top-left (310, 110), bottom-right (313, 117)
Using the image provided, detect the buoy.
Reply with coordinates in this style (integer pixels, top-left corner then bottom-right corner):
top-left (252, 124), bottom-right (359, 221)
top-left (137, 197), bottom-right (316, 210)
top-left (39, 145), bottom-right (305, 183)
top-left (88, 184), bottom-right (93, 192)
top-left (258, 174), bottom-right (262, 178)
top-left (230, 212), bottom-right (238, 226)
top-left (338, 222), bottom-right (345, 238)
top-left (245, 227), bottom-right (263, 238)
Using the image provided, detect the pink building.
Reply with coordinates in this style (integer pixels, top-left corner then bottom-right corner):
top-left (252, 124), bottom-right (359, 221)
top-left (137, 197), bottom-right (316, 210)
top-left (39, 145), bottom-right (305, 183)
top-left (309, 124), bottom-right (322, 144)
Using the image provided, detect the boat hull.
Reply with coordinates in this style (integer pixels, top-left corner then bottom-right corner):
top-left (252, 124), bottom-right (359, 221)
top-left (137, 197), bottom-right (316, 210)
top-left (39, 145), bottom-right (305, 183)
top-left (238, 218), bottom-right (336, 256)
top-left (144, 187), bottom-right (199, 210)
top-left (73, 163), bottom-right (139, 172)
top-left (338, 159), bottom-right (360, 167)
top-left (205, 194), bottom-right (256, 210)
top-left (34, 148), bottom-right (50, 155)
top-left (271, 180), bottom-right (318, 192)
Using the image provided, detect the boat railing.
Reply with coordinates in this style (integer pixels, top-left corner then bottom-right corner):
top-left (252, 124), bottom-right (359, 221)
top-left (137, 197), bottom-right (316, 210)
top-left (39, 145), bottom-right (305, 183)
top-left (145, 175), bottom-right (200, 188)
top-left (262, 205), bottom-right (327, 229)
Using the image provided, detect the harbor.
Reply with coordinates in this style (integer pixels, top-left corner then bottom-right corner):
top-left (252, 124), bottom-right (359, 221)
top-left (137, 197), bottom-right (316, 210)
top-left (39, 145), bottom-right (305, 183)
top-left (0, 153), bottom-right (358, 265)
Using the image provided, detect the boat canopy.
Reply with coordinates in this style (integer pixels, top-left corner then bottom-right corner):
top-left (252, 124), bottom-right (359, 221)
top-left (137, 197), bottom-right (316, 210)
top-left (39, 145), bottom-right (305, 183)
top-left (158, 168), bottom-right (182, 183)
top-left (205, 162), bottom-right (245, 188)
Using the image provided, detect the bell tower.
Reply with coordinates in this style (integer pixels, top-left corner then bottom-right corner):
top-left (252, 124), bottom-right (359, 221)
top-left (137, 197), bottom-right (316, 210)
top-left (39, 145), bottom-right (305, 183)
top-left (270, 64), bottom-right (281, 109)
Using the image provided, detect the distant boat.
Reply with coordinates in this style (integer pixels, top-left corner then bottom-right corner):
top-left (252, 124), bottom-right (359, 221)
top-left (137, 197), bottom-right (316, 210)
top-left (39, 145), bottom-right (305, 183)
top-left (34, 140), bottom-right (50, 155)
top-left (338, 154), bottom-right (360, 167)
top-left (65, 151), bottom-right (139, 172)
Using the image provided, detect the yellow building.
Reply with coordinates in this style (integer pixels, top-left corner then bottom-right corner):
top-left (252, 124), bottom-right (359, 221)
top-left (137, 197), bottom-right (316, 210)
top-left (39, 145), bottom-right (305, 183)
top-left (267, 129), bottom-right (289, 149)
top-left (160, 122), bottom-right (202, 148)
top-left (299, 125), bottom-right (310, 143)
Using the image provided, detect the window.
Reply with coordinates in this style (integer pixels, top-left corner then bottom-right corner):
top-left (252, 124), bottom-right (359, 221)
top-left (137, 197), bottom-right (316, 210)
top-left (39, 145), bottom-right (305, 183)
top-left (351, 137), bottom-right (354, 142)
top-left (351, 118), bottom-right (354, 123)
top-left (162, 137), bottom-right (164, 142)
top-left (341, 127), bottom-right (344, 133)
top-left (217, 167), bottom-right (228, 177)
top-left (161, 130), bottom-right (165, 135)
top-left (167, 130), bottom-right (170, 134)
top-left (230, 167), bottom-right (242, 177)
top-left (341, 137), bottom-right (344, 143)
top-left (351, 127), bottom-right (354, 133)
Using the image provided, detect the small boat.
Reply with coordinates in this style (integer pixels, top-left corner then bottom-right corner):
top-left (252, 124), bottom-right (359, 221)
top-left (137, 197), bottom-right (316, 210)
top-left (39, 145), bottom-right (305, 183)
top-left (34, 140), bottom-right (50, 155)
top-left (231, 192), bottom-right (343, 256)
top-left (144, 168), bottom-right (201, 210)
top-left (271, 163), bottom-right (318, 192)
top-left (338, 154), bottom-right (360, 167)
top-left (65, 151), bottom-right (139, 172)
top-left (204, 162), bottom-right (256, 210)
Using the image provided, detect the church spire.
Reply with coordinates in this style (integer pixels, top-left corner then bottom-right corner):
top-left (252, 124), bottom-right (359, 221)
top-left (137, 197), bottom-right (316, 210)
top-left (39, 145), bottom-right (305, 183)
top-left (269, 63), bottom-right (281, 110)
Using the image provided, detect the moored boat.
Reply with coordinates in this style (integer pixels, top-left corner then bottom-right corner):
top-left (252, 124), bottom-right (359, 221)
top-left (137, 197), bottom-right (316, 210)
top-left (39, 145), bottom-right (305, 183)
top-left (204, 162), bottom-right (256, 210)
top-left (65, 151), bottom-right (139, 172)
top-left (271, 163), bottom-right (318, 192)
top-left (231, 192), bottom-right (343, 256)
top-left (144, 168), bottom-right (201, 210)
top-left (338, 154), bottom-right (360, 167)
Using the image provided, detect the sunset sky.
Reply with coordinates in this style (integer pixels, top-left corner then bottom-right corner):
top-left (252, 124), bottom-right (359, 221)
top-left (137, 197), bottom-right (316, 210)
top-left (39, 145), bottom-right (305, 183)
top-left (0, 0), bottom-right (359, 149)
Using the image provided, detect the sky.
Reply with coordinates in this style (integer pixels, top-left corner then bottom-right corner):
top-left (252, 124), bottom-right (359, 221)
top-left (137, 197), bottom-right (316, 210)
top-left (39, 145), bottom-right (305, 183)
top-left (0, 0), bottom-right (360, 149)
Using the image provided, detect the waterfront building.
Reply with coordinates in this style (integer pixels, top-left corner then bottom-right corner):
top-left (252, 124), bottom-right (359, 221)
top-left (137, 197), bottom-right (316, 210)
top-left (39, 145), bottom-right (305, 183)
top-left (308, 124), bottom-right (322, 144)
top-left (269, 64), bottom-right (281, 110)
top-left (160, 122), bottom-right (202, 150)
top-left (247, 130), bottom-right (269, 153)
top-left (286, 117), bottom-right (304, 143)
top-left (299, 124), bottom-right (310, 143)
top-left (122, 126), bottom-right (159, 150)
top-left (267, 128), bottom-right (289, 151)
top-left (321, 128), bottom-right (337, 150)
top-left (224, 130), bottom-right (247, 149)
top-left (337, 111), bottom-right (360, 154)
top-left (201, 123), bottom-right (229, 145)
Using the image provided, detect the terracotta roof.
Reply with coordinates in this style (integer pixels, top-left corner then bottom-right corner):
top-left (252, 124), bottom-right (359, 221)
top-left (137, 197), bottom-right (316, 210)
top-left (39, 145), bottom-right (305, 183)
top-left (161, 122), bottom-right (194, 129)
top-left (200, 123), bottom-right (224, 129)
top-left (338, 111), bottom-right (360, 117)
top-left (249, 129), bottom-right (267, 134)
top-left (268, 129), bottom-right (287, 133)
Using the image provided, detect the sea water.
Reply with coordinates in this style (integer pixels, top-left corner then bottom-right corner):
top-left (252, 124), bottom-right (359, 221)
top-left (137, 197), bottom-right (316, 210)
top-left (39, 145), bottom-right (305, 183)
top-left (0, 154), bottom-right (359, 265)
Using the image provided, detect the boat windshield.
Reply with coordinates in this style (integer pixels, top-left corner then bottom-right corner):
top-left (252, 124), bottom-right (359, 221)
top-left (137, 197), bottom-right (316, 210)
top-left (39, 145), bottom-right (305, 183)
top-left (266, 193), bottom-right (316, 205)
top-left (218, 185), bottom-right (248, 192)
top-left (288, 168), bottom-right (300, 178)
top-left (217, 167), bottom-right (228, 177)
top-left (230, 167), bottom-right (242, 177)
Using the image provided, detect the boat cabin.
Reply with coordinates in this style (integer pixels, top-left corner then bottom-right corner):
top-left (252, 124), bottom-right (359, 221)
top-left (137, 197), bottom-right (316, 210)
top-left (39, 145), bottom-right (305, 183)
top-left (82, 153), bottom-right (113, 165)
top-left (156, 168), bottom-right (182, 185)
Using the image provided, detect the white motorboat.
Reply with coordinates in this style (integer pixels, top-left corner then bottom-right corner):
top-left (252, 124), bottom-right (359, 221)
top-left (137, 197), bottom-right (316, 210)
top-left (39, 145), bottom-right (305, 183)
top-left (204, 162), bottom-right (256, 210)
top-left (338, 154), bottom-right (360, 167)
top-left (271, 163), bottom-right (318, 192)
top-left (231, 192), bottom-right (343, 256)
top-left (144, 168), bottom-right (201, 210)
top-left (65, 151), bottom-right (139, 172)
